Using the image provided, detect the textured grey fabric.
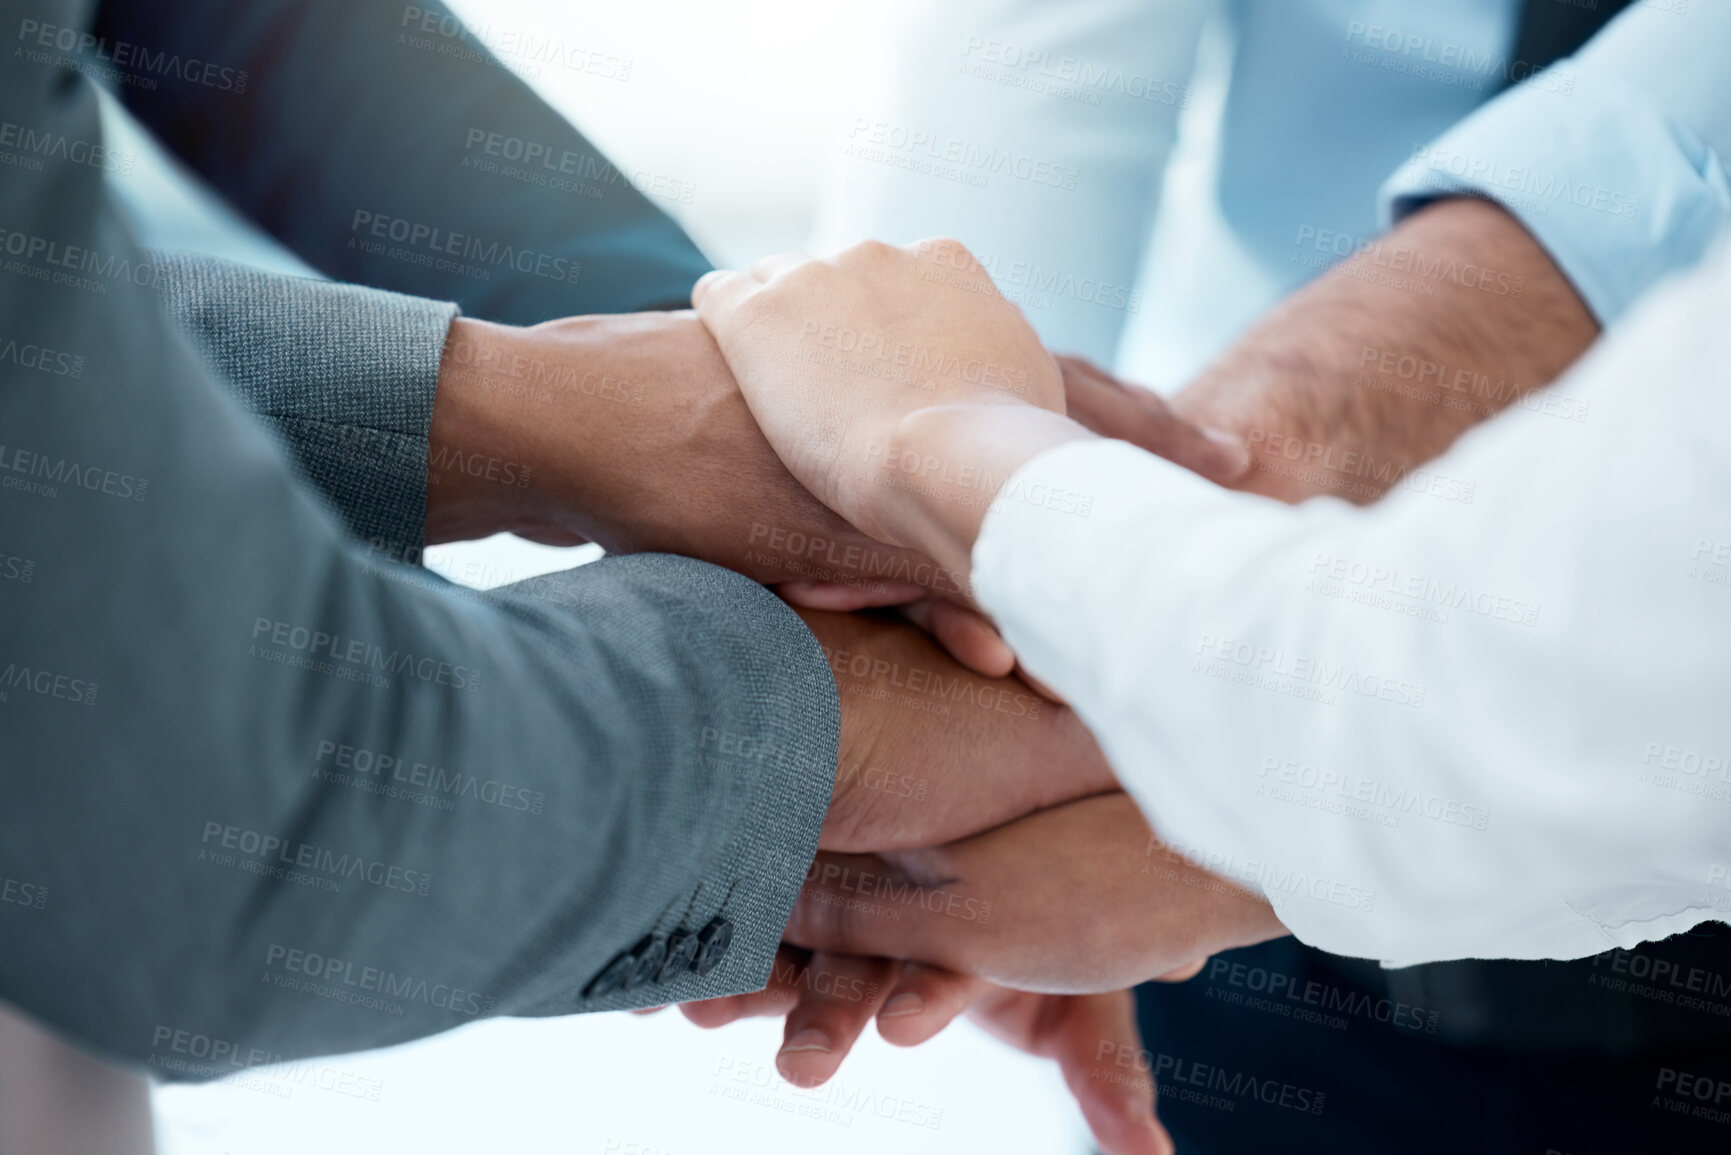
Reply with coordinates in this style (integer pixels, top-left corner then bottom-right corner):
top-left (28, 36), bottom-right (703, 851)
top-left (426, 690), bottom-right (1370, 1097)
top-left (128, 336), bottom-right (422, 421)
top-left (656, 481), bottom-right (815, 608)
top-left (152, 252), bottom-right (457, 558)
top-left (0, 0), bottom-right (837, 1079)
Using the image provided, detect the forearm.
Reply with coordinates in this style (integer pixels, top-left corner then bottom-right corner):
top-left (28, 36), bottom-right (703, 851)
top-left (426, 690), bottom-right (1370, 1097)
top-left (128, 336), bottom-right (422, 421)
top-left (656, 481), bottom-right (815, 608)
top-left (1169, 198), bottom-right (1599, 504)
top-left (1, 33), bottom-right (836, 1072)
top-left (427, 310), bottom-right (962, 595)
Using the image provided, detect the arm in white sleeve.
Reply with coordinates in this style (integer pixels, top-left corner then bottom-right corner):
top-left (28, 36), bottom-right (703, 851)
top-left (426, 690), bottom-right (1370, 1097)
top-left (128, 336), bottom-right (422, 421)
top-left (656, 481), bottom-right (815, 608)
top-left (973, 240), bottom-right (1731, 967)
top-left (809, 0), bottom-right (1212, 363)
top-left (1380, 0), bottom-right (1731, 322)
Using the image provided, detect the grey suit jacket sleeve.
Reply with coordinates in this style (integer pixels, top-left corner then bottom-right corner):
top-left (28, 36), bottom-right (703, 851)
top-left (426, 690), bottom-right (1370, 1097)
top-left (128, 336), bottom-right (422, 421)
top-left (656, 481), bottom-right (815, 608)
top-left (95, 0), bottom-right (713, 324)
top-left (151, 252), bottom-right (456, 558)
top-left (0, 2), bottom-right (835, 1079)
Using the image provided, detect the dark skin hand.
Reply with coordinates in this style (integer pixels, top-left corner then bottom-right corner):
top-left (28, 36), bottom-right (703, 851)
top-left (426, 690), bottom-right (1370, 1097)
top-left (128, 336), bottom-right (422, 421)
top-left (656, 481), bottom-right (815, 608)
top-left (425, 309), bottom-right (956, 599)
top-left (681, 948), bottom-right (1178, 1155)
top-left (797, 606), bottom-right (1118, 853)
top-left (681, 793), bottom-right (1283, 1154)
top-left (785, 794), bottom-right (1283, 996)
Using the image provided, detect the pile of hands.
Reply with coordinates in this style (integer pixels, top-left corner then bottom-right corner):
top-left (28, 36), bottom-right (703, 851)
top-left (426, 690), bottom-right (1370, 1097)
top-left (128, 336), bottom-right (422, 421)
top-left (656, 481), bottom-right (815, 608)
top-left (427, 201), bottom-right (1596, 1153)
top-left (678, 243), bottom-right (1282, 1155)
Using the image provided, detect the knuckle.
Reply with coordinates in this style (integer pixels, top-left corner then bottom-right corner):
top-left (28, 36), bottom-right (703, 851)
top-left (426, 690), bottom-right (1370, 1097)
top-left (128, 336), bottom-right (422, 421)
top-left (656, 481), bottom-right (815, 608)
top-left (848, 239), bottom-right (896, 262)
top-left (921, 236), bottom-right (978, 269)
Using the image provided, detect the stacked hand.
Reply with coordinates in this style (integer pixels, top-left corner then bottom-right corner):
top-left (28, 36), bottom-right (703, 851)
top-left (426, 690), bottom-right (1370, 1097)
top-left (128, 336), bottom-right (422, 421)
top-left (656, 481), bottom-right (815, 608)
top-left (667, 200), bottom-right (1594, 1149)
top-left (421, 201), bottom-right (1592, 1148)
top-left (795, 605), bottom-right (1119, 854)
top-left (679, 793), bottom-right (1280, 1155)
top-left (423, 239), bottom-right (1327, 1151)
top-left (587, 242), bottom-right (1279, 1153)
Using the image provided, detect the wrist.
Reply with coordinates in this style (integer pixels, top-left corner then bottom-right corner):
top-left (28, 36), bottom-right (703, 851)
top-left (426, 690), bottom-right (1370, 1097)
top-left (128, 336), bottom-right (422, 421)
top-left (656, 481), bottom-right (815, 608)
top-left (873, 403), bottom-right (1092, 586)
top-left (425, 316), bottom-right (575, 544)
top-left (1174, 196), bottom-right (1596, 505)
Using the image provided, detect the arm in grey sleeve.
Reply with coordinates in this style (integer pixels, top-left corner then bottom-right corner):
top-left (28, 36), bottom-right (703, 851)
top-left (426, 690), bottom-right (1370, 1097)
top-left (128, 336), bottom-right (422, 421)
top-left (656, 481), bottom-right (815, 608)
top-left (150, 251), bottom-right (457, 558)
top-left (0, 9), bottom-right (835, 1078)
top-left (93, 0), bottom-right (712, 323)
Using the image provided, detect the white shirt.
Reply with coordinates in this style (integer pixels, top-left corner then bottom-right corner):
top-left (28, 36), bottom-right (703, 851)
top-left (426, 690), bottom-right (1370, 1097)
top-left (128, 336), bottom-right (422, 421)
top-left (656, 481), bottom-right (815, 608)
top-left (812, 0), bottom-right (1731, 387)
top-left (973, 239), bottom-right (1731, 967)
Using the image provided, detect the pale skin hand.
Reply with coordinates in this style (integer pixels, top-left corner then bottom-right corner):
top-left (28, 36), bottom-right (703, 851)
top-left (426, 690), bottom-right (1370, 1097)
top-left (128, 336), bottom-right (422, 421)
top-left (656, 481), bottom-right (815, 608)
top-left (778, 349), bottom-right (1252, 677)
top-left (691, 241), bottom-right (1069, 544)
top-left (693, 241), bottom-right (1114, 584)
top-left (693, 200), bottom-right (1599, 585)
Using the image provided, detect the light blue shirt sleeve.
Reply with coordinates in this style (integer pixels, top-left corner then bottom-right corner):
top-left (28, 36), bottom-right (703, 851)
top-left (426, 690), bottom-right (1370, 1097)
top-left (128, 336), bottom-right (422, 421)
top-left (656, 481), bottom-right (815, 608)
top-left (1379, 1), bottom-right (1731, 323)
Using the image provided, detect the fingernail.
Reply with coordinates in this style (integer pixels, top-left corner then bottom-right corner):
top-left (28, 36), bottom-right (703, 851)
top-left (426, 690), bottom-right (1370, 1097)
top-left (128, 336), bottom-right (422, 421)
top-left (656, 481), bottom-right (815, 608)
top-left (880, 993), bottom-right (925, 1018)
top-left (1202, 425), bottom-right (1244, 451)
top-left (1201, 426), bottom-right (1252, 474)
top-left (779, 1029), bottom-right (832, 1055)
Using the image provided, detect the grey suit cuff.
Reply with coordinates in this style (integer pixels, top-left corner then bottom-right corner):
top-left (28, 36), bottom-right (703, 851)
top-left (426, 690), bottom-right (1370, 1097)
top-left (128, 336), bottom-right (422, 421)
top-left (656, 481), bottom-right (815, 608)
top-left (494, 557), bottom-right (840, 1015)
top-left (151, 251), bottom-right (458, 557)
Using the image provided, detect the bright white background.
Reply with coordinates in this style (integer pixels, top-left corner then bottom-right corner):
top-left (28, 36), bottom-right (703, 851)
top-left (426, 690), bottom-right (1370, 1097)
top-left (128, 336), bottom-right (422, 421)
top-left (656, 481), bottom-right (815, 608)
top-left (136, 1), bottom-right (1090, 1152)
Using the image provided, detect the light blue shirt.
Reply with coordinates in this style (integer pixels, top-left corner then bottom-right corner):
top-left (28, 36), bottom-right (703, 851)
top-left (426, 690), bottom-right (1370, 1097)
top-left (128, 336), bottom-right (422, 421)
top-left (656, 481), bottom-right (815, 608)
top-left (812, 0), bottom-right (1731, 377)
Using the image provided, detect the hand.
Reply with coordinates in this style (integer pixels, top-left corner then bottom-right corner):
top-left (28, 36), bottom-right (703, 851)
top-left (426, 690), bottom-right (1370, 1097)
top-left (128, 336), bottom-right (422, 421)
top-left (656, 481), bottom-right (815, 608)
top-left (776, 350), bottom-right (1257, 676)
top-left (682, 947), bottom-right (1178, 1155)
top-left (787, 792), bottom-right (1286, 992)
top-left (772, 593), bottom-right (1016, 679)
top-left (1058, 354), bottom-right (1252, 486)
top-left (693, 240), bottom-right (1110, 590)
top-left (424, 309), bottom-right (961, 604)
top-left (1165, 197), bottom-right (1599, 504)
top-left (798, 607), bottom-right (1117, 852)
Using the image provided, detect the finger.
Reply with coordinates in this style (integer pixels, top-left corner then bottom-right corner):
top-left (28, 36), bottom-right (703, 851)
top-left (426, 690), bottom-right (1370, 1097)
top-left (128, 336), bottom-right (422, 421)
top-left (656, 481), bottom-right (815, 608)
top-left (901, 599), bottom-right (1015, 678)
top-left (749, 250), bottom-right (815, 282)
top-left (776, 579), bottom-right (927, 612)
top-left (681, 945), bottom-right (811, 1028)
top-left (1102, 384), bottom-right (1250, 487)
top-left (1060, 355), bottom-right (1250, 487)
top-left (1154, 958), bottom-right (1206, 982)
top-left (874, 963), bottom-right (994, 1048)
top-left (1059, 355), bottom-right (1153, 432)
top-left (776, 952), bottom-right (897, 1088)
top-left (1047, 991), bottom-right (1174, 1155)
top-left (1056, 354), bottom-right (1129, 434)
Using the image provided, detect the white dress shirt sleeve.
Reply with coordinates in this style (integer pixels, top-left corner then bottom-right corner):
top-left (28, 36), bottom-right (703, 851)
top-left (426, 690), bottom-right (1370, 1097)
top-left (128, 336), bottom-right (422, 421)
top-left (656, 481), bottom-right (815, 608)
top-left (973, 241), bottom-right (1731, 967)
top-left (808, 0), bottom-right (1212, 363)
top-left (1379, 0), bottom-right (1731, 323)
